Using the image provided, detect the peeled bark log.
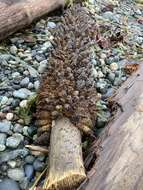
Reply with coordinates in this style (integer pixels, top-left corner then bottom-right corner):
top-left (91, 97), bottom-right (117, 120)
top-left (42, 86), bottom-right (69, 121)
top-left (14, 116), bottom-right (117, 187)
top-left (0, 0), bottom-right (65, 41)
top-left (43, 117), bottom-right (86, 190)
top-left (83, 62), bottom-right (143, 190)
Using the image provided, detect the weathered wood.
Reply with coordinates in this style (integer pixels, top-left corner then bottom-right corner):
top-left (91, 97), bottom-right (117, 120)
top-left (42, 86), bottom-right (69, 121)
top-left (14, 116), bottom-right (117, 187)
top-left (0, 0), bottom-right (64, 41)
top-left (43, 117), bottom-right (86, 190)
top-left (84, 62), bottom-right (143, 190)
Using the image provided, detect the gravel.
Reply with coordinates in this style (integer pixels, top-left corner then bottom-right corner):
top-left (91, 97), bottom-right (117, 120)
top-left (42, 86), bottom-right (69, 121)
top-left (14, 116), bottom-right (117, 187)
top-left (0, 149), bottom-right (29, 164)
top-left (0, 0), bottom-right (142, 189)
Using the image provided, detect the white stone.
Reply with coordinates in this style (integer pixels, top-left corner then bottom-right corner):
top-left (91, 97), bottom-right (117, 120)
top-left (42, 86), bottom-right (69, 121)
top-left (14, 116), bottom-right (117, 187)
top-left (6, 113), bottom-right (14, 121)
top-left (110, 62), bottom-right (118, 71)
top-left (19, 100), bottom-right (28, 108)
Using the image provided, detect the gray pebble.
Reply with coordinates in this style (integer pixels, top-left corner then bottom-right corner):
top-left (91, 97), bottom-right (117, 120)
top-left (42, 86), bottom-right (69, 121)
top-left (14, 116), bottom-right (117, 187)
top-left (12, 72), bottom-right (20, 79)
top-left (96, 81), bottom-right (107, 94)
top-left (24, 164), bottom-right (34, 180)
top-left (38, 60), bottom-right (47, 73)
top-left (41, 42), bottom-right (52, 52)
top-left (27, 126), bottom-right (37, 136)
top-left (35, 55), bottom-right (44, 62)
top-left (7, 168), bottom-right (25, 181)
top-left (37, 155), bottom-right (45, 162)
top-left (34, 81), bottom-right (40, 90)
top-left (13, 124), bottom-right (23, 133)
top-left (102, 11), bottom-right (114, 20)
top-left (25, 155), bottom-right (35, 164)
top-left (0, 133), bottom-right (7, 145)
top-left (91, 59), bottom-right (97, 66)
top-left (103, 88), bottom-right (114, 98)
top-left (10, 46), bottom-right (18, 55)
top-left (114, 77), bottom-right (122, 86)
top-left (1, 54), bottom-right (11, 61)
top-left (19, 177), bottom-right (29, 190)
top-left (27, 82), bottom-right (34, 89)
top-left (0, 148), bottom-right (29, 164)
top-left (0, 121), bottom-right (11, 133)
top-left (6, 134), bottom-right (23, 148)
top-left (0, 133), bottom-right (7, 151)
top-left (13, 88), bottom-right (33, 99)
top-left (0, 179), bottom-right (20, 190)
top-left (97, 71), bottom-right (104, 78)
top-left (0, 144), bottom-right (6, 151)
top-left (27, 66), bottom-right (39, 78)
top-left (0, 96), bottom-right (9, 105)
top-left (22, 126), bottom-right (29, 137)
top-left (107, 72), bottom-right (115, 83)
top-left (33, 160), bottom-right (45, 172)
top-left (20, 77), bottom-right (30, 87)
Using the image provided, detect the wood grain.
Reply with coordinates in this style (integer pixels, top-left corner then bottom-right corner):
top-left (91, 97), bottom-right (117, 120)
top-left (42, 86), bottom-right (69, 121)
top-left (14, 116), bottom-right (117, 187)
top-left (84, 62), bottom-right (143, 190)
top-left (43, 117), bottom-right (86, 190)
top-left (0, 0), bottom-right (64, 40)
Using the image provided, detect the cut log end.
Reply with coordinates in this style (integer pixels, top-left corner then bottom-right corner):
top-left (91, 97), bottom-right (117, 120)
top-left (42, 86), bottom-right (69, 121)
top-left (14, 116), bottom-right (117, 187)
top-left (43, 117), bottom-right (86, 190)
top-left (43, 173), bottom-right (86, 190)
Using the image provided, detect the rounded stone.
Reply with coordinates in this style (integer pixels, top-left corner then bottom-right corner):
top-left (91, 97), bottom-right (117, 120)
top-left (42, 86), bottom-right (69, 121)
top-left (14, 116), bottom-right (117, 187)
top-left (19, 177), bottom-right (29, 190)
top-left (97, 71), bottom-right (104, 78)
top-left (13, 124), bottom-right (23, 133)
top-left (0, 179), bottom-right (20, 190)
top-left (0, 145), bottom-right (6, 151)
top-left (19, 100), bottom-right (28, 108)
top-left (38, 60), bottom-right (47, 74)
top-left (34, 81), bottom-right (40, 90)
top-left (22, 126), bottom-right (29, 136)
top-left (107, 72), bottom-right (115, 83)
top-left (0, 133), bottom-right (7, 145)
top-left (92, 68), bottom-right (98, 78)
top-left (12, 72), bottom-right (20, 79)
top-left (24, 164), bottom-right (34, 180)
top-left (7, 161), bottom-right (17, 168)
top-left (6, 134), bottom-right (23, 148)
top-left (13, 88), bottom-right (32, 99)
top-left (0, 121), bottom-right (11, 133)
top-left (28, 82), bottom-right (34, 89)
top-left (7, 168), bottom-right (25, 181)
top-left (0, 96), bottom-right (9, 105)
top-left (6, 113), bottom-right (14, 121)
top-left (96, 81), bottom-right (108, 94)
top-left (33, 160), bottom-right (45, 172)
top-left (110, 62), bottom-right (118, 71)
top-left (10, 46), bottom-right (18, 55)
top-left (25, 155), bottom-right (35, 164)
top-left (20, 77), bottom-right (30, 87)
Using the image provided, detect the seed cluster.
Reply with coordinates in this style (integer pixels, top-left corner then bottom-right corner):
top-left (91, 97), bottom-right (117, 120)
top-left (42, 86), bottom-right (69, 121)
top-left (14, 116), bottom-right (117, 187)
top-left (36, 4), bottom-right (98, 140)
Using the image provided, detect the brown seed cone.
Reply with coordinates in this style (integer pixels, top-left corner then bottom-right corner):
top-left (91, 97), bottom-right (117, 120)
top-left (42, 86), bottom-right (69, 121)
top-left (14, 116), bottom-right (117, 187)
top-left (36, 4), bottom-right (98, 140)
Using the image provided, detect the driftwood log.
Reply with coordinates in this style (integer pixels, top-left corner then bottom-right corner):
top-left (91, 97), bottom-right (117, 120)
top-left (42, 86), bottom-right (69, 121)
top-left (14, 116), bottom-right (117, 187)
top-left (0, 0), bottom-right (65, 41)
top-left (43, 117), bottom-right (86, 190)
top-left (83, 62), bottom-right (143, 190)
